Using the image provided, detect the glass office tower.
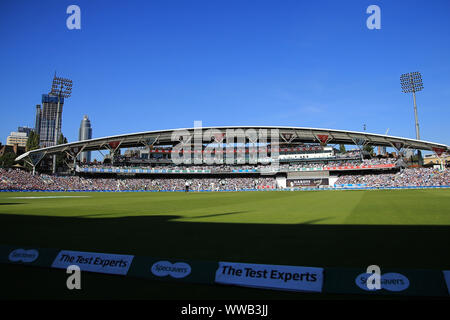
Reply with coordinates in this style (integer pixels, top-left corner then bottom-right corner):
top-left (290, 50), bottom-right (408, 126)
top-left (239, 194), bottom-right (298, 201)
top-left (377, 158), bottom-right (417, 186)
top-left (78, 115), bottom-right (92, 163)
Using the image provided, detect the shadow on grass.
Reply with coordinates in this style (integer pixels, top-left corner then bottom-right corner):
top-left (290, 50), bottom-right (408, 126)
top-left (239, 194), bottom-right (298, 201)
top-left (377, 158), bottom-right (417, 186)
top-left (190, 211), bottom-right (247, 219)
top-left (0, 213), bottom-right (449, 270)
top-left (300, 217), bottom-right (335, 224)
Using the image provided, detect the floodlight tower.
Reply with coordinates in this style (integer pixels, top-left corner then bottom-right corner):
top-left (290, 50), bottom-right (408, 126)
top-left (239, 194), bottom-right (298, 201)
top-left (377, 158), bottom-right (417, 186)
top-left (400, 71), bottom-right (423, 164)
top-left (49, 73), bottom-right (73, 174)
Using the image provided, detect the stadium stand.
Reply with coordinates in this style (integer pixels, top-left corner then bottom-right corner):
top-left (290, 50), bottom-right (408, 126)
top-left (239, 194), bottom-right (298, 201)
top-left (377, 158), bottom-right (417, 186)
top-left (334, 168), bottom-right (450, 187)
top-left (75, 158), bottom-right (397, 174)
top-left (7, 125), bottom-right (450, 191)
top-left (0, 168), bottom-right (277, 191)
top-left (1, 165), bottom-right (448, 191)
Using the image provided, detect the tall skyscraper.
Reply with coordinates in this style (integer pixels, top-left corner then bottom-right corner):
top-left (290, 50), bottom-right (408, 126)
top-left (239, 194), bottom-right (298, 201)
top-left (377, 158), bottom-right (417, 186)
top-left (38, 94), bottom-right (64, 147)
top-left (78, 115), bottom-right (92, 163)
top-left (34, 104), bottom-right (41, 135)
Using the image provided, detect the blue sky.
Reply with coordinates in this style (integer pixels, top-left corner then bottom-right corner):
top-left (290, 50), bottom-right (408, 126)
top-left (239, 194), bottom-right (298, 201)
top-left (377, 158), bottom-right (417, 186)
top-left (1, 0), bottom-right (449, 154)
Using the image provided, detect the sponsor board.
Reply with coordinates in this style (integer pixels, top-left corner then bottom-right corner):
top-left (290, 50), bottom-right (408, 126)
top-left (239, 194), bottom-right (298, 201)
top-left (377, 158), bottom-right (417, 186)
top-left (355, 272), bottom-right (410, 292)
top-left (0, 245), bottom-right (60, 267)
top-left (215, 262), bottom-right (323, 293)
top-left (51, 250), bottom-right (134, 275)
top-left (286, 178), bottom-right (329, 187)
top-left (127, 256), bottom-right (217, 284)
top-left (324, 267), bottom-right (448, 297)
top-left (443, 271), bottom-right (450, 295)
top-left (151, 261), bottom-right (192, 279)
top-left (2, 243), bottom-right (448, 297)
top-left (8, 248), bottom-right (39, 263)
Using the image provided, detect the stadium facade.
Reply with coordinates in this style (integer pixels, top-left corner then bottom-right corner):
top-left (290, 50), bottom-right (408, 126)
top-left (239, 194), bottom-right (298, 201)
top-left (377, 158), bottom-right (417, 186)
top-left (14, 126), bottom-right (449, 189)
top-left (16, 125), bottom-right (450, 159)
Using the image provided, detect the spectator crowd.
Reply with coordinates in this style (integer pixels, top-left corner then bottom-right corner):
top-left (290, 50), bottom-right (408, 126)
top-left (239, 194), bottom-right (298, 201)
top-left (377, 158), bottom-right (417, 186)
top-left (335, 168), bottom-right (450, 187)
top-left (2, 164), bottom-right (447, 192)
top-left (0, 169), bottom-right (276, 191)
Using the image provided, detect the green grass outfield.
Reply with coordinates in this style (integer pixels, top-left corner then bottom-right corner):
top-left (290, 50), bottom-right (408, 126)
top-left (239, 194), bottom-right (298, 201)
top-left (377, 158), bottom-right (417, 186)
top-left (0, 189), bottom-right (449, 299)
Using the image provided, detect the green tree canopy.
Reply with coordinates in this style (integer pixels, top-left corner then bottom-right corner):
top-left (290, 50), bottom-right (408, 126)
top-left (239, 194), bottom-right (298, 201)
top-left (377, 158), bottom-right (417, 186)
top-left (363, 144), bottom-right (374, 155)
top-left (0, 152), bottom-right (16, 168)
top-left (55, 133), bottom-right (69, 171)
top-left (57, 133), bottom-right (68, 145)
top-left (26, 131), bottom-right (40, 152)
top-left (24, 131), bottom-right (41, 171)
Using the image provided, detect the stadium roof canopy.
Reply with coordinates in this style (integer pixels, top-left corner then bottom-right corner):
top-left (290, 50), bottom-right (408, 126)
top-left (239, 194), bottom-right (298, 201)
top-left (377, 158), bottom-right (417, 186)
top-left (16, 126), bottom-right (449, 162)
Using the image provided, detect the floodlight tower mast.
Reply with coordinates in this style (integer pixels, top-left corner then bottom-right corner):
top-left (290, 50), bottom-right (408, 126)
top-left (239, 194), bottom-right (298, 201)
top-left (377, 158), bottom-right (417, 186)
top-left (49, 74), bottom-right (73, 174)
top-left (400, 71), bottom-right (424, 164)
top-left (400, 72), bottom-right (423, 140)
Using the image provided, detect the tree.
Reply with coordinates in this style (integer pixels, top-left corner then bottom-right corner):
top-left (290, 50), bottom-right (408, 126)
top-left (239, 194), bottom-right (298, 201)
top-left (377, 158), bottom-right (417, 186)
top-left (0, 152), bottom-right (16, 168)
top-left (24, 131), bottom-right (41, 171)
top-left (55, 133), bottom-right (69, 171)
top-left (26, 130), bottom-right (40, 152)
top-left (339, 144), bottom-right (346, 154)
top-left (58, 133), bottom-right (68, 145)
top-left (363, 144), bottom-right (374, 155)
